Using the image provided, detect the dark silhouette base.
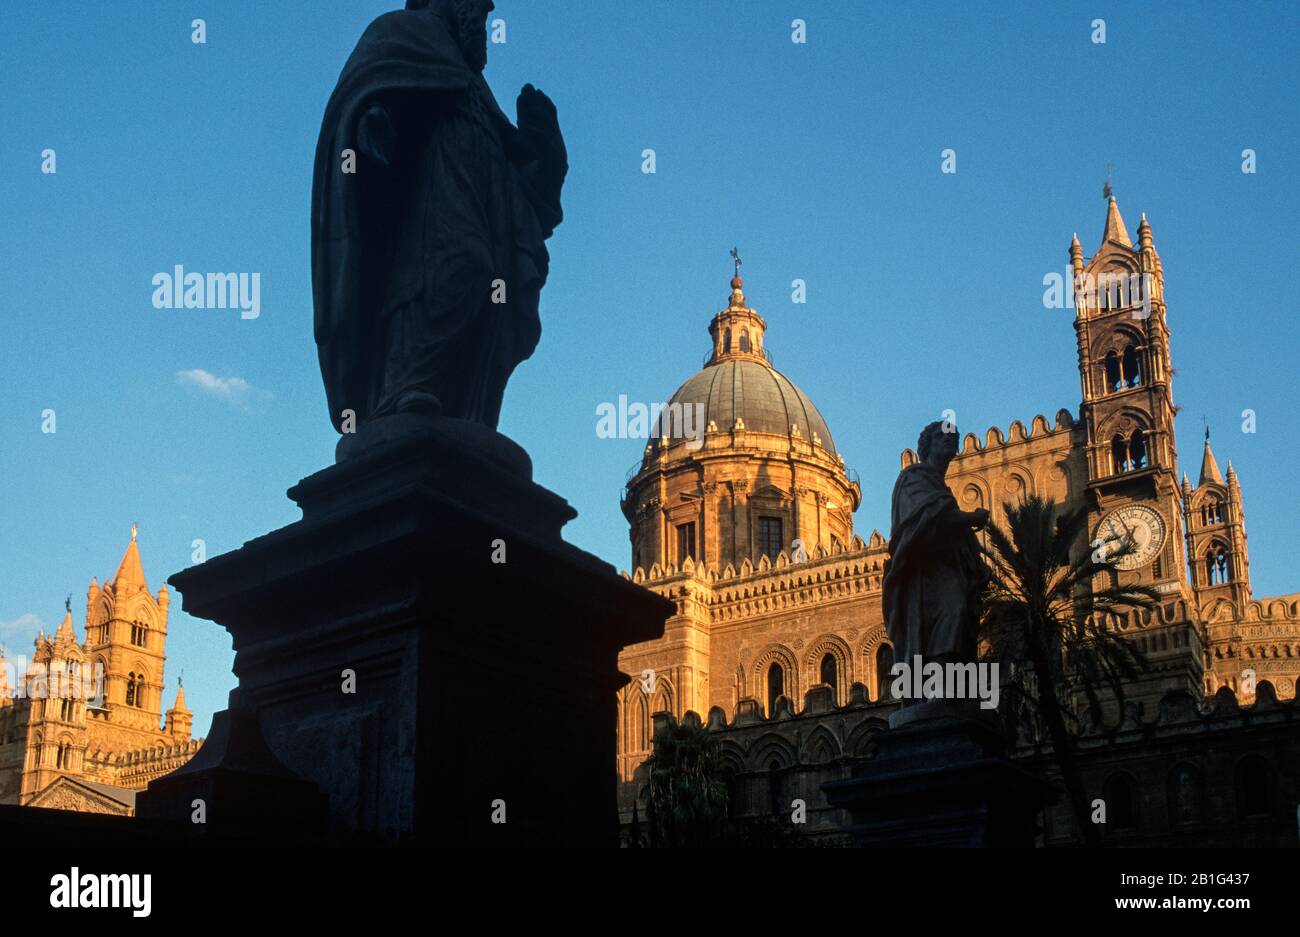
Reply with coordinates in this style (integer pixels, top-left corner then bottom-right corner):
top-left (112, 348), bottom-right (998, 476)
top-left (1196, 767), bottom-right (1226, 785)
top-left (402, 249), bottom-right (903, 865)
top-left (824, 706), bottom-right (1055, 847)
top-left (136, 430), bottom-right (670, 846)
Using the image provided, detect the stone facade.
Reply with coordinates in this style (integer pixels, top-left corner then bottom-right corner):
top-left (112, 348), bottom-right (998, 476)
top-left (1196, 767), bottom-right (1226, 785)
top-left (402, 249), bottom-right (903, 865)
top-left (634, 679), bottom-right (1300, 847)
top-left (0, 528), bottom-right (200, 814)
top-left (616, 197), bottom-right (1300, 841)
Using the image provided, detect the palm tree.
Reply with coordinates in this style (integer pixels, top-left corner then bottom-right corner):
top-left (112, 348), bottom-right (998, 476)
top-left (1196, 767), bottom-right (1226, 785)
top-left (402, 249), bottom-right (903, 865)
top-left (642, 720), bottom-right (730, 848)
top-left (979, 494), bottom-right (1159, 847)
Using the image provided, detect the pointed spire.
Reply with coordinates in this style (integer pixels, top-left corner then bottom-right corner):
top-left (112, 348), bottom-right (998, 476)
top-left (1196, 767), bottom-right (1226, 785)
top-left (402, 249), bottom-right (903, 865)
top-left (54, 607), bottom-right (76, 644)
top-left (1101, 195), bottom-right (1132, 249)
top-left (112, 524), bottom-right (149, 595)
top-left (172, 679), bottom-right (188, 713)
top-left (1199, 436), bottom-right (1224, 486)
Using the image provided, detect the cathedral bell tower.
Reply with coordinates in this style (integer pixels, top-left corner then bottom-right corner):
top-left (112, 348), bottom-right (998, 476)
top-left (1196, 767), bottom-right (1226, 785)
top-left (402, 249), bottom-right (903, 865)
top-left (1072, 192), bottom-right (1202, 707)
top-left (84, 524), bottom-right (172, 738)
top-left (1181, 433), bottom-right (1252, 613)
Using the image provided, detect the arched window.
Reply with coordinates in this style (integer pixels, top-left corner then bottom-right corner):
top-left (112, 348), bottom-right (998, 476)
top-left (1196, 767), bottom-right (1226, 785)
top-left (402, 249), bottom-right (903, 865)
top-left (766, 662), bottom-right (784, 716)
top-left (1205, 546), bottom-right (1230, 586)
top-left (1129, 430), bottom-right (1147, 469)
top-left (1104, 352), bottom-right (1122, 392)
top-left (739, 330), bottom-right (751, 353)
top-left (1201, 498), bottom-right (1223, 526)
top-left (1104, 774), bottom-right (1137, 830)
top-left (91, 658), bottom-right (106, 707)
top-left (1111, 433), bottom-right (1129, 474)
top-left (1122, 344), bottom-right (1143, 387)
top-left (56, 741), bottom-right (71, 770)
top-left (820, 653), bottom-right (838, 698)
top-left (875, 643), bottom-right (895, 701)
top-left (131, 621), bottom-right (147, 647)
top-left (722, 328), bottom-right (731, 353)
top-left (126, 672), bottom-right (137, 707)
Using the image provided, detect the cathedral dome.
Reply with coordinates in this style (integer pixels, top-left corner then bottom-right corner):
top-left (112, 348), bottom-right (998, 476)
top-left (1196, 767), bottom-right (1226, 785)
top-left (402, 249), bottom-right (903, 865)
top-left (666, 358), bottom-right (837, 455)
top-left (623, 262), bottom-right (860, 576)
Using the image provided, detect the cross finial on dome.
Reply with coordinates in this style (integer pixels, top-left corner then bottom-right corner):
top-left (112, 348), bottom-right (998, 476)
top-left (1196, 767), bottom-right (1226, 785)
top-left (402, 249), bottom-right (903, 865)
top-left (726, 248), bottom-right (746, 308)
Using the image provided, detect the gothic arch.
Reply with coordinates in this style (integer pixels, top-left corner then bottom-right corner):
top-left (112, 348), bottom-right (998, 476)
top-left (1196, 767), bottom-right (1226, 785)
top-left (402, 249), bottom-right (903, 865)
top-left (846, 718), bottom-right (888, 758)
top-left (1096, 407), bottom-right (1153, 441)
top-left (1202, 541), bottom-right (1231, 586)
top-left (751, 644), bottom-right (799, 709)
top-left (650, 676), bottom-right (675, 718)
top-left (716, 742), bottom-right (745, 777)
top-left (802, 724), bottom-right (841, 763)
top-left (1090, 322), bottom-right (1146, 360)
top-left (622, 689), bottom-right (649, 754)
top-left (805, 634), bottom-right (852, 703)
top-left (748, 733), bottom-right (797, 771)
top-left (1102, 771), bottom-right (1140, 830)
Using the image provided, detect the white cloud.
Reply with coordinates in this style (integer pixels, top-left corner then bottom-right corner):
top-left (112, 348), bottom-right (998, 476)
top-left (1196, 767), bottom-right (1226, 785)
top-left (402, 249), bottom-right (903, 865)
top-left (0, 612), bottom-right (44, 651)
top-left (176, 368), bottom-right (272, 413)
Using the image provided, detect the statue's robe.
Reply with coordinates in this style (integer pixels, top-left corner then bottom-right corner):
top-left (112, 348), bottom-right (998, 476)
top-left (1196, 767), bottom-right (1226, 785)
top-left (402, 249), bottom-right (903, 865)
top-left (882, 462), bottom-right (989, 666)
top-left (312, 7), bottom-right (561, 432)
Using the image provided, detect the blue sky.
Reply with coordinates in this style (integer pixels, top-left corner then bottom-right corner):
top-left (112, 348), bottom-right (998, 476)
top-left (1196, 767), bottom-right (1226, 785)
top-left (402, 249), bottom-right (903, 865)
top-left (1, 1), bottom-right (1296, 735)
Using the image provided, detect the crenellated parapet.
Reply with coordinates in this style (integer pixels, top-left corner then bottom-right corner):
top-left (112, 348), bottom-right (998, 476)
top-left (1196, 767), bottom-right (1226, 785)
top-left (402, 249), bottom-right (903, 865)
top-left (898, 410), bottom-right (1076, 468)
top-left (637, 681), bottom-right (1297, 780)
top-left (80, 737), bottom-right (205, 789)
top-left (623, 531), bottom-right (891, 623)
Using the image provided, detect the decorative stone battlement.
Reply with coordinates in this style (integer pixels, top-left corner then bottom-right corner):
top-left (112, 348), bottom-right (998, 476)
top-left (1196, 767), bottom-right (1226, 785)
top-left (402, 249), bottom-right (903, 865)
top-left (650, 679), bottom-right (1294, 752)
top-left (899, 410), bottom-right (1076, 467)
top-left (622, 531), bottom-right (891, 622)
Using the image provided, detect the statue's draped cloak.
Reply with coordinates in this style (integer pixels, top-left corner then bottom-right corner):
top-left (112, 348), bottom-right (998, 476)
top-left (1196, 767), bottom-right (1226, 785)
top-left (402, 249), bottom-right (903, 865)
top-left (312, 8), bottom-right (549, 430)
top-left (882, 463), bottom-right (988, 663)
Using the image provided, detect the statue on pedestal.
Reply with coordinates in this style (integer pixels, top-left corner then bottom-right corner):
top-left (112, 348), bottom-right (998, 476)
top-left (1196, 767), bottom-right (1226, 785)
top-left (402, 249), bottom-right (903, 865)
top-left (311, 0), bottom-right (567, 449)
top-left (882, 421), bottom-right (992, 707)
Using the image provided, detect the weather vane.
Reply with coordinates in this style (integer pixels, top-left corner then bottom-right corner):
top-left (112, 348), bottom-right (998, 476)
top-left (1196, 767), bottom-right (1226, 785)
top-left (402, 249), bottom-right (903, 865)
top-left (65, 593), bottom-right (71, 613)
top-left (1202, 416), bottom-right (1210, 442)
top-left (730, 246), bottom-right (742, 278)
top-left (1103, 161), bottom-right (1114, 200)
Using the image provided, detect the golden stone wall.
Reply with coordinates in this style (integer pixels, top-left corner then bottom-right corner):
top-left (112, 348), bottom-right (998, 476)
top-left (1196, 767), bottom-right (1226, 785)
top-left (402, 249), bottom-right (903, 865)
top-left (617, 203), bottom-right (1300, 791)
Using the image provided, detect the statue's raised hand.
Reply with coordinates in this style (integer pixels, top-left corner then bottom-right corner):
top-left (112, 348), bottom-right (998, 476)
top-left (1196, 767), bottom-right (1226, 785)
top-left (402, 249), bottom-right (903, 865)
top-left (516, 84), bottom-right (567, 173)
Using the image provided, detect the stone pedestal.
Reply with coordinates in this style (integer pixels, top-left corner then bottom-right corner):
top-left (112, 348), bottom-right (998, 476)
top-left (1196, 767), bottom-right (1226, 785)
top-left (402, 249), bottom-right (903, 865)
top-left (136, 693), bottom-right (329, 837)
top-left (823, 702), bottom-right (1054, 847)
top-left (138, 423), bottom-right (670, 846)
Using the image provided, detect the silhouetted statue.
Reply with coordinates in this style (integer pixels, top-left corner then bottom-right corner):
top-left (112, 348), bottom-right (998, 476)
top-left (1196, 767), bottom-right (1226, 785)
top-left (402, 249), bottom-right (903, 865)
top-left (882, 421), bottom-right (992, 680)
top-left (312, 0), bottom-right (567, 437)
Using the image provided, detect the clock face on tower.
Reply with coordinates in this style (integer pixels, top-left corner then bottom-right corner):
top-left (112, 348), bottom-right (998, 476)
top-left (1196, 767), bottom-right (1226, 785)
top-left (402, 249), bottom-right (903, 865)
top-left (1094, 504), bottom-right (1167, 571)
